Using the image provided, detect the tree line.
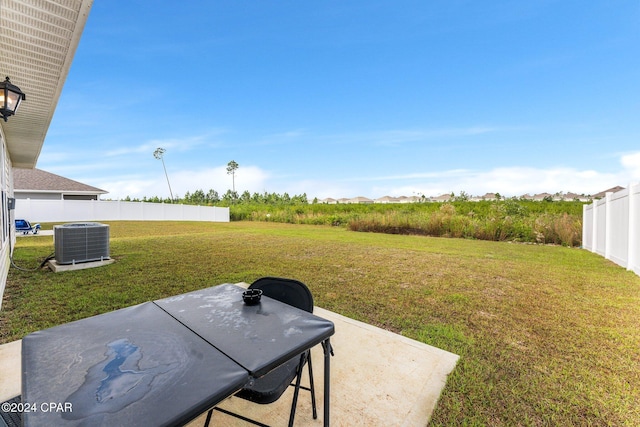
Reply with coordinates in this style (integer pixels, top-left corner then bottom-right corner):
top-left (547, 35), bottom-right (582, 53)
top-left (118, 189), bottom-right (310, 206)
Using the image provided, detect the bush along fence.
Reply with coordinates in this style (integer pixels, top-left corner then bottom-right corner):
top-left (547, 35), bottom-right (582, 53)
top-left (583, 182), bottom-right (640, 276)
top-left (230, 200), bottom-right (585, 247)
top-left (346, 202), bottom-right (583, 246)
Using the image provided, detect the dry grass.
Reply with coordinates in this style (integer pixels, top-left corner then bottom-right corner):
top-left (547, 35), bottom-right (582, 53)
top-left (2, 221), bottom-right (639, 425)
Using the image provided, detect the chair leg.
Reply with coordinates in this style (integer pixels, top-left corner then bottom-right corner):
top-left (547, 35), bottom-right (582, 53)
top-left (210, 351), bottom-right (317, 427)
top-left (287, 353), bottom-right (307, 427)
top-left (307, 350), bottom-right (317, 419)
top-left (212, 407), bottom-right (270, 427)
top-left (203, 409), bottom-right (213, 427)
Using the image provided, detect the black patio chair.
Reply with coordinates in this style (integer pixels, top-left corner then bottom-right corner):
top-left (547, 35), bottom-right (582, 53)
top-left (205, 277), bottom-right (317, 427)
top-left (0, 395), bottom-right (21, 427)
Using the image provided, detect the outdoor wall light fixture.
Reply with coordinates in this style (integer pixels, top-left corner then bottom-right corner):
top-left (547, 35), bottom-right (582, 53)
top-left (0, 76), bottom-right (26, 122)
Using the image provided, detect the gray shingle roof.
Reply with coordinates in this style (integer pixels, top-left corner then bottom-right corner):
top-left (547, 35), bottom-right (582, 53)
top-left (13, 168), bottom-right (107, 194)
top-left (592, 186), bottom-right (625, 199)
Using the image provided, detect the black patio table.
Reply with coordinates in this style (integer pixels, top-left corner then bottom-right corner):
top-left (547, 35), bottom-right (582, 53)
top-left (21, 283), bottom-right (335, 426)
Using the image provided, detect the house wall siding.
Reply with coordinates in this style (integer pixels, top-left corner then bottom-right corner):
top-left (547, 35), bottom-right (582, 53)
top-left (0, 128), bottom-right (15, 311)
top-left (15, 191), bottom-right (62, 200)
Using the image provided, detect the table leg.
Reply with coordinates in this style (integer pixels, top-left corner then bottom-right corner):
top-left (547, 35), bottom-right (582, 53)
top-left (322, 338), bottom-right (332, 427)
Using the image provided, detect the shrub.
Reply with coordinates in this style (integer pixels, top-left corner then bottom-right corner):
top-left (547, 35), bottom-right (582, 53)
top-left (229, 200), bottom-right (585, 246)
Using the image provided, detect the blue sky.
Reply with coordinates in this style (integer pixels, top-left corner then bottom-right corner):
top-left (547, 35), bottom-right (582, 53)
top-left (38, 0), bottom-right (640, 200)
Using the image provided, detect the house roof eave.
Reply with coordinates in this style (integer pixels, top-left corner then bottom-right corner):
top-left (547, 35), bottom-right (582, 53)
top-left (0, 0), bottom-right (94, 168)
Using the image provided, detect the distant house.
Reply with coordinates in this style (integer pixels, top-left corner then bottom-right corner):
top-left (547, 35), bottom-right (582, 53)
top-left (319, 197), bottom-right (337, 204)
top-left (400, 196), bottom-right (420, 203)
top-left (432, 194), bottom-right (453, 202)
top-left (318, 197), bottom-right (337, 205)
top-left (480, 193), bottom-right (498, 201)
top-left (348, 196), bottom-right (373, 204)
top-left (563, 192), bottom-right (590, 202)
top-left (320, 190), bottom-right (597, 204)
top-left (532, 192), bottom-right (553, 201)
top-left (592, 186), bottom-right (625, 199)
top-left (374, 196), bottom-right (399, 204)
top-left (14, 168), bottom-right (107, 201)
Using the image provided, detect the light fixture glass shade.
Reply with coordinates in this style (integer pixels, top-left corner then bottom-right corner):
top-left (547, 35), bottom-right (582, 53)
top-left (0, 77), bottom-right (26, 122)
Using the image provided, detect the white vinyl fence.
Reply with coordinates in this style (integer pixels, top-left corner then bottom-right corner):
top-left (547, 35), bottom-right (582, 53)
top-left (15, 199), bottom-right (229, 223)
top-left (582, 182), bottom-right (640, 275)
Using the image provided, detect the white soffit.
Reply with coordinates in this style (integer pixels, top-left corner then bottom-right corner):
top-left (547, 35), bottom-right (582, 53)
top-left (0, 0), bottom-right (93, 168)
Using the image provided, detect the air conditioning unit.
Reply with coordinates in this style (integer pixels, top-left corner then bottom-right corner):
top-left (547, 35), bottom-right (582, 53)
top-left (54, 223), bottom-right (110, 265)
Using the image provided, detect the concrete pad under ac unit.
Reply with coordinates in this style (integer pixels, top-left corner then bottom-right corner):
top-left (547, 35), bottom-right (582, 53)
top-left (46, 258), bottom-right (115, 273)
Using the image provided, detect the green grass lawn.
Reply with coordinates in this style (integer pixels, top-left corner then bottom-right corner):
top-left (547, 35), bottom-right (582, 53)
top-left (2, 221), bottom-right (639, 426)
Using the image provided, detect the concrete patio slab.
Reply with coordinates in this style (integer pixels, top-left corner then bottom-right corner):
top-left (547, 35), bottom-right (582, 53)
top-left (187, 308), bottom-right (459, 426)
top-left (0, 284), bottom-right (459, 426)
top-left (46, 258), bottom-right (115, 273)
top-left (0, 340), bottom-right (20, 402)
top-left (16, 230), bottom-right (53, 237)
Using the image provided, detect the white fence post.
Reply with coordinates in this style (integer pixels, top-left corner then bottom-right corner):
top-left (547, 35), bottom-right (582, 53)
top-left (628, 182), bottom-right (639, 274)
top-left (582, 185), bottom-right (640, 277)
top-left (582, 204), bottom-right (591, 250)
top-left (592, 197), bottom-right (599, 255)
top-left (604, 192), bottom-right (612, 261)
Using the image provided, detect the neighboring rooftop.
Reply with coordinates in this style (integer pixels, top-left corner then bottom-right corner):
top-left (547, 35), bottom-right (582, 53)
top-left (318, 191), bottom-right (601, 204)
top-left (13, 168), bottom-right (107, 200)
top-left (591, 186), bottom-right (626, 199)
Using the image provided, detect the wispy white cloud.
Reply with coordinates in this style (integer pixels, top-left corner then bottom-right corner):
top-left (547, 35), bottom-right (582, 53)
top-left (244, 126), bottom-right (512, 149)
top-left (368, 167), bottom-right (617, 199)
top-left (104, 130), bottom-right (225, 157)
top-left (305, 152), bottom-right (640, 199)
top-left (269, 130), bottom-right (307, 139)
top-left (98, 165), bottom-right (271, 199)
top-left (98, 178), bottom-right (158, 198)
top-left (620, 152), bottom-right (640, 180)
top-left (326, 126), bottom-right (509, 147)
top-left (104, 142), bottom-right (159, 157)
top-left (346, 169), bottom-right (474, 182)
top-left (97, 157), bottom-right (640, 201)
